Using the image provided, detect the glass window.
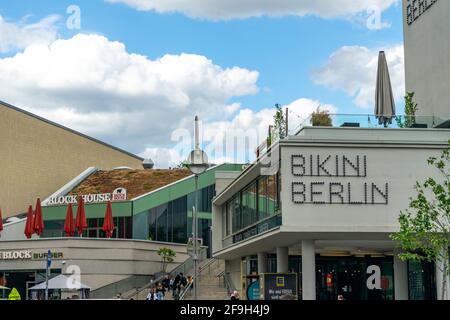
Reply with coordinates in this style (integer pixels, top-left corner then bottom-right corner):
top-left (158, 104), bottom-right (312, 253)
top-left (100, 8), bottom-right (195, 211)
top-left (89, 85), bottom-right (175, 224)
top-left (172, 196), bottom-right (188, 243)
top-left (241, 181), bottom-right (257, 228)
top-left (267, 174), bottom-right (278, 215)
top-left (258, 176), bottom-right (268, 220)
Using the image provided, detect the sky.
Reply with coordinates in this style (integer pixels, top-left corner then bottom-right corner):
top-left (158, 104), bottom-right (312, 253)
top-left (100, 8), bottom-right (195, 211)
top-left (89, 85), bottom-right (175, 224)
top-left (0, 0), bottom-right (405, 167)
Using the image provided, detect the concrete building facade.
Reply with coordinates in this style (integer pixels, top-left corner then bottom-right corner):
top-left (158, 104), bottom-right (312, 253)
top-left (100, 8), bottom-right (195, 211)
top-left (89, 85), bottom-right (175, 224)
top-left (212, 127), bottom-right (450, 300)
top-left (403, 0), bottom-right (450, 119)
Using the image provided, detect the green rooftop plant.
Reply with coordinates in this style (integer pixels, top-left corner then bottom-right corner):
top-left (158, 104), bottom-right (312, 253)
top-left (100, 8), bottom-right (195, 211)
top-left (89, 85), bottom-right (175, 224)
top-left (396, 92), bottom-right (419, 128)
top-left (310, 107), bottom-right (332, 127)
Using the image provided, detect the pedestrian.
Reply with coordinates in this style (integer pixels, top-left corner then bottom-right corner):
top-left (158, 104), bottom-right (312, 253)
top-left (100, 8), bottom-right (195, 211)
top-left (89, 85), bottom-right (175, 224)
top-left (173, 273), bottom-right (181, 294)
top-left (156, 282), bottom-right (165, 300)
top-left (162, 275), bottom-right (170, 291)
top-left (146, 287), bottom-right (158, 300)
top-left (180, 273), bottom-right (187, 289)
top-left (169, 276), bottom-right (174, 291)
top-left (230, 290), bottom-right (240, 300)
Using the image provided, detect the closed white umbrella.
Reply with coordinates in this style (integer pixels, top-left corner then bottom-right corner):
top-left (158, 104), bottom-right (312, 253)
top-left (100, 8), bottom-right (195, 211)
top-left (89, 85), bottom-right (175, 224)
top-left (375, 51), bottom-right (396, 127)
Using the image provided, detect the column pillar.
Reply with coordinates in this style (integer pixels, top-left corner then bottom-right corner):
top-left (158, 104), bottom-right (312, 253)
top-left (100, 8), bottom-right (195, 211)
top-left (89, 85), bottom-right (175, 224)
top-left (257, 252), bottom-right (268, 274)
top-left (276, 247), bottom-right (289, 273)
top-left (302, 240), bottom-right (316, 300)
top-left (393, 248), bottom-right (409, 300)
top-left (435, 250), bottom-right (450, 300)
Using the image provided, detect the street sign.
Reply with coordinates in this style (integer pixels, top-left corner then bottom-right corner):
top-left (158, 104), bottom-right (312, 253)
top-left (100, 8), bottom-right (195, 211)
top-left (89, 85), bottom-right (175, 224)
top-left (47, 250), bottom-right (52, 269)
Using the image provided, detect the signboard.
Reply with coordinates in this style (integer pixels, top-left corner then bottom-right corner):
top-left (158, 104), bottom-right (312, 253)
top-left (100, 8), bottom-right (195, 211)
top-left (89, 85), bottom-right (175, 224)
top-left (246, 280), bottom-right (260, 301)
top-left (260, 273), bottom-right (297, 300)
top-left (290, 154), bottom-right (389, 205)
top-left (47, 187), bottom-right (127, 205)
top-left (0, 250), bottom-right (63, 261)
top-left (406, 0), bottom-right (438, 25)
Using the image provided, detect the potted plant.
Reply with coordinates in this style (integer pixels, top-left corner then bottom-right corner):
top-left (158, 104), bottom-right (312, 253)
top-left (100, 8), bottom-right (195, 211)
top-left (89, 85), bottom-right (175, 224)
top-left (310, 107), bottom-right (332, 126)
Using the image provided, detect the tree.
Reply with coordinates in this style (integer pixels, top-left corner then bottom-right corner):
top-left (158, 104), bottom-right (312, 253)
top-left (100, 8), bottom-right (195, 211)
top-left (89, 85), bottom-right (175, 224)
top-left (396, 92), bottom-right (418, 128)
top-left (310, 107), bottom-right (332, 126)
top-left (157, 247), bottom-right (177, 273)
top-left (272, 104), bottom-right (286, 142)
top-left (391, 140), bottom-right (450, 300)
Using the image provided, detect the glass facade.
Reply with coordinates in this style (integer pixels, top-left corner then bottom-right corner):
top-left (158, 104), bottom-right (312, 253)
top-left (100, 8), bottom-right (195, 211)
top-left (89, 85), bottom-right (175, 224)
top-left (133, 185), bottom-right (215, 251)
top-left (408, 260), bottom-right (436, 300)
top-left (250, 254), bottom-right (396, 300)
top-left (42, 217), bottom-right (132, 238)
top-left (316, 256), bottom-right (394, 300)
top-left (223, 172), bottom-right (281, 246)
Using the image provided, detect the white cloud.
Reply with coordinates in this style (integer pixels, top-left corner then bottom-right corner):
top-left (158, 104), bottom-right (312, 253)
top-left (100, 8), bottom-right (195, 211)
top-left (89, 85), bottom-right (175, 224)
top-left (312, 44), bottom-right (405, 108)
top-left (0, 33), bottom-right (260, 166)
top-left (0, 15), bottom-right (60, 53)
top-left (106, 0), bottom-right (398, 21)
top-left (148, 98), bottom-right (338, 168)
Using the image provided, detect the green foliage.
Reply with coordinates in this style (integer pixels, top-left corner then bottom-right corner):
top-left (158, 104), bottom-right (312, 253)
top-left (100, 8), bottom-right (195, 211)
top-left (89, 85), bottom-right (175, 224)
top-left (176, 161), bottom-right (189, 169)
top-left (391, 140), bottom-right (450, 299)
top-left (157, 247), bottom-right (177, 273)
top-left (395, 92), bottom-right (419, 128)
top-left (272, 104), bottom-right (286, 142)
top-left (310, 107), bottom-right (332, 126)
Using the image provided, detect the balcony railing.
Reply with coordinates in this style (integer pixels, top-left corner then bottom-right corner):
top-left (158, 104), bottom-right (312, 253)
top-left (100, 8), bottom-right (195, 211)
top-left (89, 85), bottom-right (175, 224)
top-left (289, 114), bottom-right (450, 136)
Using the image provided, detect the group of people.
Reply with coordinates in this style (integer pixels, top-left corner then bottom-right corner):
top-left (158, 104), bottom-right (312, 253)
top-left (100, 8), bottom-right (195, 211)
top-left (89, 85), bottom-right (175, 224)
top-left (146, 273), bottom-right (193, 301)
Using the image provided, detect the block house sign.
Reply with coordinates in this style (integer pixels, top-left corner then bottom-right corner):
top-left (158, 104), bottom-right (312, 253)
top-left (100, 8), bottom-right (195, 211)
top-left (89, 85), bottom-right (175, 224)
top-left (47, 188), bottom-right (127, 205)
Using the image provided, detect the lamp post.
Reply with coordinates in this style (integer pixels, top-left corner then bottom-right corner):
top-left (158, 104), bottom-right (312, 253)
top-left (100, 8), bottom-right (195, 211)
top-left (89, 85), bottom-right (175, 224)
top-left (185, 115), bottom-right (208, 301)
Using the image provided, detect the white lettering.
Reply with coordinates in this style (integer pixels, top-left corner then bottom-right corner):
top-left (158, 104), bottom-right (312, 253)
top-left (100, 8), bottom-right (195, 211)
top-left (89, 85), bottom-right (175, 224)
top-left (366, 265), bottom-right (381, 290)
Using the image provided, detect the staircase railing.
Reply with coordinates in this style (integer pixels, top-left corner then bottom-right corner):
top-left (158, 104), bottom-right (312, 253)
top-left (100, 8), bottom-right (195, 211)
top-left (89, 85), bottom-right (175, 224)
top-left (179, 258), bottom-right (220, 300)
top-left (217, 270), bottom-right (235, 295)
top-left (123, 246), bottom-right (207, 300)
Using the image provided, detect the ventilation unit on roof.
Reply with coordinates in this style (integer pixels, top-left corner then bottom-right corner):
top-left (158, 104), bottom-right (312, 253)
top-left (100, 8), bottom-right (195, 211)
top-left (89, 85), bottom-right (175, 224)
top-left (142, 158), bottom-right (154, 169)
top-left (113, 166), bottom-right (133, 170)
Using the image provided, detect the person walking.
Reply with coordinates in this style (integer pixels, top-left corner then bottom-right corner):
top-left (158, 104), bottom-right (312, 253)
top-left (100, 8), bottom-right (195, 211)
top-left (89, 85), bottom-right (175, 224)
top-left (156, 282), bottom-right (165, 300)
top-left (146, 287), bottom-right (158, 300)
top-left (173, 273), bottom-right (181, 295)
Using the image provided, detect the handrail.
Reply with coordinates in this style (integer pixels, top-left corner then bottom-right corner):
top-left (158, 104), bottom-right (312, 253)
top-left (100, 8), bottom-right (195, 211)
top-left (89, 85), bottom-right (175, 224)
top-left (123, 246), bottom-right (207, 300)
top-left (179, 281), bottom-right (193, 300)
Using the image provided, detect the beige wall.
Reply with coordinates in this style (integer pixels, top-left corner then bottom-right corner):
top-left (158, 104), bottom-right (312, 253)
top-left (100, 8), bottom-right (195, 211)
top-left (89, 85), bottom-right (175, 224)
top-left (0, 103), bottom-right (143, 217)
top-left (0, 238), bottom-right (189, 291)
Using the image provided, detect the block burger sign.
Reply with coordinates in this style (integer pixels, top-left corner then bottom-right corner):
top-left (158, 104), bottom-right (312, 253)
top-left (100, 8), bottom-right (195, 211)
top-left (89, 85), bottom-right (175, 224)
top-left (46, 188), bottom-right (127, 205)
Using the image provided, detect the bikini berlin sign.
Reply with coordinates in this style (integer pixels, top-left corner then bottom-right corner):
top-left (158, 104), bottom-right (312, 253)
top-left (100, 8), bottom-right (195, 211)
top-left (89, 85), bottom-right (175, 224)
top-left (47, 187), bottom-right (127, 205)
top-left (290, 154), bottom-right (389, 205)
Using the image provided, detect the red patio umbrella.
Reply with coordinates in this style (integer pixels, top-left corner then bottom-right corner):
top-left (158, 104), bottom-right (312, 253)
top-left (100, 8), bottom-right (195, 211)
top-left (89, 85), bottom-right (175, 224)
top-left (75, 196), bottom-right (87, 236)
top-left (0, 208), bottom-right (4, 234)
top-left (33, 198), bottom-right (44, 236)
top-left (102, 201), bottom-right (115, 238)
top-left (24, 205), bottom-right (34, 239)
top-left (64, 203), bottom-right (75, 237)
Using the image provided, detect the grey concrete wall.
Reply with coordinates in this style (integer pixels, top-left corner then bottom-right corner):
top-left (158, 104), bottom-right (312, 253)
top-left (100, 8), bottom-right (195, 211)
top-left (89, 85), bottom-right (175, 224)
top-left (0, 238), bottom-right (189, 291)
top-left (225, 258), bottom-right (241, 296)
top-left (403, 0), bottom-right (450, 118)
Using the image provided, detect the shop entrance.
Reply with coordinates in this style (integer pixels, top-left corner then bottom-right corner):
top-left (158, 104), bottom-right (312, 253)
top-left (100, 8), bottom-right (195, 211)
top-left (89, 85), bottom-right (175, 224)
top-left (1, 270), bottom-right (61, 300)
top-left (316, 256), bottom-right (394, 300)
top-left (2, 271), bottom-right (36, 300)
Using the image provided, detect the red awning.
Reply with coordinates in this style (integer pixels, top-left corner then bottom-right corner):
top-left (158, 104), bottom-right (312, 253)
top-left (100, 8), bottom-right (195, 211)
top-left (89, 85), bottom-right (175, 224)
top-left (33, 198), bottom-right (44, 236)
top-left (64, 203), bottom-right (75, 237)
top-left (24, 205), bottom-right (34, 239)
top-left (75, 196), bottom-right (87, 236)
top-left (102, 201), bottom-right (115, 238)
top-left (0, 208), bottom-right (4, 234)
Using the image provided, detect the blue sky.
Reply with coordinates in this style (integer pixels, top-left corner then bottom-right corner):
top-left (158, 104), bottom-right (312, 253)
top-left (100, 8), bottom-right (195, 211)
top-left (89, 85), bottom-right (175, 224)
top-left (0, 0), bottom-right (406, 167)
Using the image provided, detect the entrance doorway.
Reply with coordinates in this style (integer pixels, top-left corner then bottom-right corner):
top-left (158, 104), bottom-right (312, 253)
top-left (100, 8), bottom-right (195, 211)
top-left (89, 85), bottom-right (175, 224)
top-left (316, 256), bottom-right (394, 300)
